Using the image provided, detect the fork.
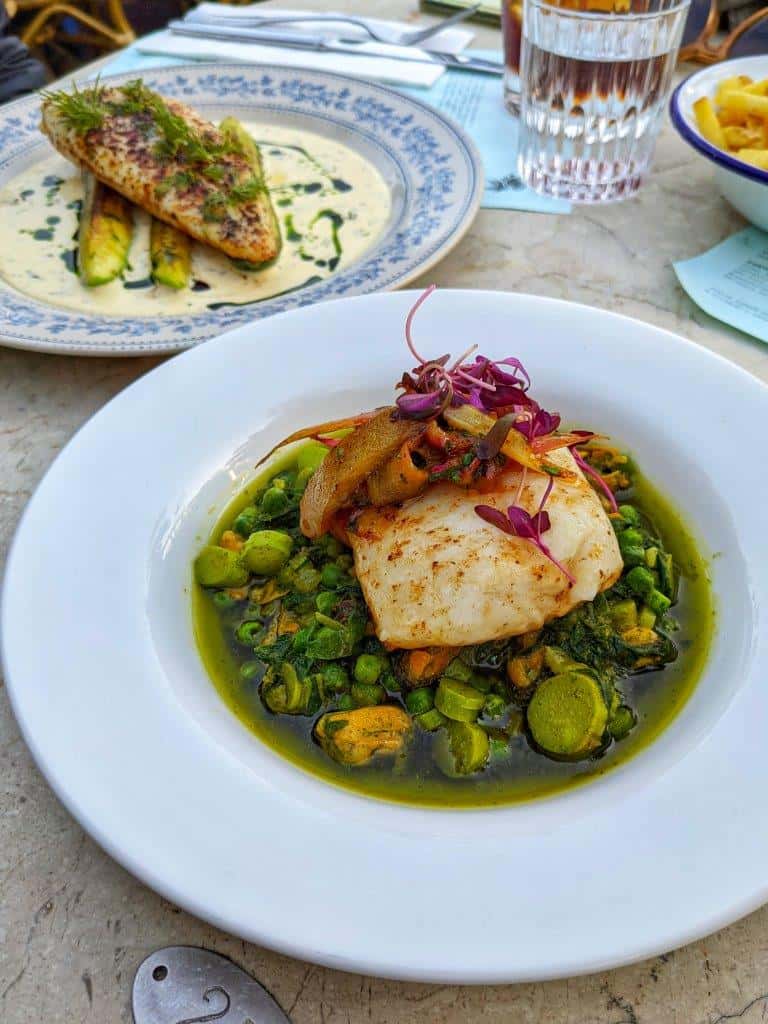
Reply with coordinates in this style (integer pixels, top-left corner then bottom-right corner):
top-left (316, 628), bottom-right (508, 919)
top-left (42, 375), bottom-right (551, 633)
top-left (183, 4), bottom-right (481, 47)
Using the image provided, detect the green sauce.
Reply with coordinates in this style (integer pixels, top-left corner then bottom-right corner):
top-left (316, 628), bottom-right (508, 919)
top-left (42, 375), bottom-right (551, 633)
top-left (194, 451), bottom-right (714, 808)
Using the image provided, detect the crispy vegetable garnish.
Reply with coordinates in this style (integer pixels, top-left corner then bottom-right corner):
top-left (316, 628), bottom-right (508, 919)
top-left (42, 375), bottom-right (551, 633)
top-left (367, 441), bottom-right (429, 506)
top-left (300, 408), bottom-right (424, 538)
top-left (315, 705), bottom-right (412, 766)
top-left (443, 403), bottom-right (558, 474)
top-left (255, 412), bottom-right (377, 470)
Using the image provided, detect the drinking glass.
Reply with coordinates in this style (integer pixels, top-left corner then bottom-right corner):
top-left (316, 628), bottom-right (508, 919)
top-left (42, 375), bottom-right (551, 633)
top-left (501, 0), bottom-right (524, 113)
top-left (517, 0), bottom-right (691, 202)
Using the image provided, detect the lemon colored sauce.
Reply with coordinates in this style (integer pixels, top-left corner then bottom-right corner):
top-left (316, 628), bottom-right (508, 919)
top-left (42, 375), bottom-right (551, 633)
top-left (192, 447), bottom-right (716, 809)
top-left (0, 124), bottom-right (391, 316)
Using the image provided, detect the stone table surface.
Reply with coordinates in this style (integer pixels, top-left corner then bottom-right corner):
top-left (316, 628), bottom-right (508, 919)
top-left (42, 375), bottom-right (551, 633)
top-left (2, 2), bottom-right (768, 1022)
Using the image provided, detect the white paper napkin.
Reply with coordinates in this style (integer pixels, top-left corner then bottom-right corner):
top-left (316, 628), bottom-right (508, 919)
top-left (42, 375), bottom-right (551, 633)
top-left (137, 5), bottom-right (476, 89)
top-left (136, 31), bottom-right (447, 88)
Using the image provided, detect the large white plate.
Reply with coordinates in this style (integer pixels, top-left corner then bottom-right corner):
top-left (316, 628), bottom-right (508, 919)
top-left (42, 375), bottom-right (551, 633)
top-left (3, 291), bottom-right (766, 982)
top-left (0, 65), bottom-right (481, 356)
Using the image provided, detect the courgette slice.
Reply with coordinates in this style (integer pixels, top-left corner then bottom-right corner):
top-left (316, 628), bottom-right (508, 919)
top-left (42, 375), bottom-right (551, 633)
top-left (435, 677), bottom-right (486, 722)
top-left (78, 171), bottom-right (133, 286)
top-left (150, 218), bottom-right (192, 289)
top-left (435, 721), bottom-right (490, 776)
top-left (527, 671), bottom-right (608, 758)
top-left (220, 116), bottom-right (282, 266)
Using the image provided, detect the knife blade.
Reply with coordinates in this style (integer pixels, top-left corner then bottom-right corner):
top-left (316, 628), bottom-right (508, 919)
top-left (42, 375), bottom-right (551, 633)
top-left (166, 21), bottom-right (504, 76)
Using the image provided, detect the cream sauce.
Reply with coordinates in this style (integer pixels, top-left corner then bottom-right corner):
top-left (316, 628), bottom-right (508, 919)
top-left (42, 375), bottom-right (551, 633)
top-left (0, 124), bottom-right (391, 316)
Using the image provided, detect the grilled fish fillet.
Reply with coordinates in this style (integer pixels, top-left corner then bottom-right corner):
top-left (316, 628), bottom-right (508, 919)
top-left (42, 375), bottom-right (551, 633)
top-left (348, 448), bottom-right (623, 649)
top-left (40, 85), bottom-right (280, 264)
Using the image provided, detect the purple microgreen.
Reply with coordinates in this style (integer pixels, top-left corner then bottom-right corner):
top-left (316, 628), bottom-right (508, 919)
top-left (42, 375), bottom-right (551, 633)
top-left (404, 284), bottom-right (436, 365)
top-left (396, 389), bottom-right (450, 420)
top-left (571, 448), bottom-right (619, 513)
top-left (513, 407), bottom-right (562, 441)
top-left (474, 479), bottom-right (576, 585)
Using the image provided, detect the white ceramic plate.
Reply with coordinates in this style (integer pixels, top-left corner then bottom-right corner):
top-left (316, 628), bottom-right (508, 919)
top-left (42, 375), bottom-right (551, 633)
top-left (670, 55), bottom-right (768, 231)
top-left (0, 65), bottom-right (481, 356)
top-left (3, 291), bottom-right (767, 982)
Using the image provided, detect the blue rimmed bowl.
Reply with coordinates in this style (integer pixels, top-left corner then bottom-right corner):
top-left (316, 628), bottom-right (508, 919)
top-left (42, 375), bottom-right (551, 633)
top-left (670, 55), bottom-right (768, 231)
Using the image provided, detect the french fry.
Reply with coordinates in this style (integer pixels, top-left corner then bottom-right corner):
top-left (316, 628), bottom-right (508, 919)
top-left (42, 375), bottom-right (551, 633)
top-left (742, 79), bottom-right (768, 97)
top-left (736, 149), bottom-right (768, 170)
top-left (715, 75), bottom-right (752, 104)
top-left (719, 91), bottom-right (768, 118)
top-left (693, 96), bottom-right (727, 149)
top-left (723, 125), bottom-right (764, 150)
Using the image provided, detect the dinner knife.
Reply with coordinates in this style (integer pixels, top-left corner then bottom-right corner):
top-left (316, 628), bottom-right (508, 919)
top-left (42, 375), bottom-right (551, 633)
top-left (167, 21), bottom-right (505, 76)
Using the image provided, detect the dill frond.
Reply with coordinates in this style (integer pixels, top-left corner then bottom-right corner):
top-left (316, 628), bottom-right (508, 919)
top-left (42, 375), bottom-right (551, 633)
top-left (42, 81), bottom-right (107, 134)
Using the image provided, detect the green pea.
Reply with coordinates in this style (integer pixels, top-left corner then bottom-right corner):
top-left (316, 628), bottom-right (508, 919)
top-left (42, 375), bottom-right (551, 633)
top-left (351, 681), bottom-right (387, 707)
top-left (609, 705), bottom-right (636, 740)
top-left (320, 563), bottom-right (343, 589)
top-left (321, 663), bottom-right (349, 693)
top-left (315, 591), bottom-right (337, 616)
top-left (233, 505), bottom-right (260, 537)
top-left (405, 687), bottom-right (434, 715)
top-left (242, 530), bottom-right (293, 576)
top-left (260, 486), bottom-right (289, 518)
top-left (483, 693), bottom-right (507, 719)
top-left (337, 694), bottom-right (355, 711)
top-left (212, 591), bottom-right (240, 610)
top-left (235, 620), bottom-right (264, 647)
top-left (354, 653), bottom-right (385, 685)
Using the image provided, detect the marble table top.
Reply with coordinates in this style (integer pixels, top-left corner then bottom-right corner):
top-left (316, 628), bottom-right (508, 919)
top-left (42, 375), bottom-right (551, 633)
top-left (1, 2), bottom-right (767, 1021)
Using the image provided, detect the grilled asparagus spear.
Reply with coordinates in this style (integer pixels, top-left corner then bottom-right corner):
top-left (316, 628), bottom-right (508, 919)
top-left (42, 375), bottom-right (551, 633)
top-left (219, 117), bottom-right (282, 270)
top-left (78, 171), bottom-right (133, 287)
top-left (150, 218), bottom-right (192, 289)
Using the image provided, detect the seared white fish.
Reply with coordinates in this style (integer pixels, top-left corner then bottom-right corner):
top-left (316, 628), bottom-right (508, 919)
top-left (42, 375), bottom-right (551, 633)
top-left (348, 449), bottom-right (622, 649)
top-left (40, 83), bottom-right (281, 264)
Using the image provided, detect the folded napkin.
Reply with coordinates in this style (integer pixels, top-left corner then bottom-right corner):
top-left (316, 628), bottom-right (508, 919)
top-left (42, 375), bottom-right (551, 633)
top-left (137, 6), bottom-right (475, 89)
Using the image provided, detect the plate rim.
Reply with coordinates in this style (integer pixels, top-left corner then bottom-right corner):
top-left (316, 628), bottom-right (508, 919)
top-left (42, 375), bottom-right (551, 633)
top-left (3, 289), bottom-right (767, 982)
top-left (0, 62), bottom-right (484, 357)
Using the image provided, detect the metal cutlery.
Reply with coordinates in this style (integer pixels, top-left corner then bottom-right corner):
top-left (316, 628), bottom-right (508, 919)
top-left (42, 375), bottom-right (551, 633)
top-left (132, 946), bottom-right (291, 1024)
top-left (182, 5), bottom-right (481, 47)
top-left (167, 21), bottom-right (505, 76)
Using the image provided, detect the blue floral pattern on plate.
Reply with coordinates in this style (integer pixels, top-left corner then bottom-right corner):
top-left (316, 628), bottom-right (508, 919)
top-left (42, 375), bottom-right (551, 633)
top-left (0, 65), bottom-right (482, 355)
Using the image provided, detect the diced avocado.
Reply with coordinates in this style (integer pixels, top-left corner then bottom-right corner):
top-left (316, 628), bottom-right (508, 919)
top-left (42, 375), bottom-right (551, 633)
top-left (150, 218), bottom-right (192, 289)
top-left (78, 172), bottom-right (133, 287)
top-left (527, 671), bottom-right (608, 758)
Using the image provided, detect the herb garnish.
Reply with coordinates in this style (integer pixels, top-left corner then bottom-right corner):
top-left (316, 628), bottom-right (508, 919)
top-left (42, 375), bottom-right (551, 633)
top-left (41, 80), bottom-right (107, 134)
top-left (44, 78), bottom-right (267, 208)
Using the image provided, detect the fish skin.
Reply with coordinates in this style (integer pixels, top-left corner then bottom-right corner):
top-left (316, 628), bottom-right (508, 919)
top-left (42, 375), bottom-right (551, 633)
top-left (348, 448), bottom-right (623, 649)
top-left (40, 86), bottom-right (280, 263)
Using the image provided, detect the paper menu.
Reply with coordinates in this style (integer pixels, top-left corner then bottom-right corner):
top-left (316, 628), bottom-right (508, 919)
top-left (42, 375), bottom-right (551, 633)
top-left (674, 228), bottom-right (768, 344)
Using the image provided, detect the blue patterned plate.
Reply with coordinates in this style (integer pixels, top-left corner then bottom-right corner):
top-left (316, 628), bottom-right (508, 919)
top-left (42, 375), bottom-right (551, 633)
top-left (0, 64), bottom-right (482, 355)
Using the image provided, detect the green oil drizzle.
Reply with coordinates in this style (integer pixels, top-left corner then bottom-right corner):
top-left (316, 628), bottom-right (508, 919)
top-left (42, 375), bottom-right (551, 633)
top-left (205, 274), bottom-right (323, 310)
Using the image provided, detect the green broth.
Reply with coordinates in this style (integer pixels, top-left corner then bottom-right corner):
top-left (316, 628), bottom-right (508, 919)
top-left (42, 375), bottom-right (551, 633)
top-left (192, 449), bottom-right (715, 807)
